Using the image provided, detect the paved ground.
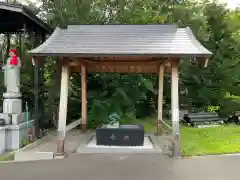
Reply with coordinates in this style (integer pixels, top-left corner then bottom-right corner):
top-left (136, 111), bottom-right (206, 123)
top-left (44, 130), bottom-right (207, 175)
top-left (174, 155), bottom-right (239, 180)
top-left (0, 154), bottom-right (239, 180)
top-left (24, 130), bottom-right (93, 153)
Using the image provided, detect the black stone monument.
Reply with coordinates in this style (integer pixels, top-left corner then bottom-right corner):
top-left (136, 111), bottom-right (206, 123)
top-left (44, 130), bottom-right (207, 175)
top-left (96, 124), bottom-right (144, 146)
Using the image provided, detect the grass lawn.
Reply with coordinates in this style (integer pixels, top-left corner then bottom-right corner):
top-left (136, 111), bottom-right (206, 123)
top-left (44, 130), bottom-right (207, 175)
top-left (0, 152), bottom-right (14, 161)
top-left (121, 116), bottom-right (171, 133)
top-left (181, 124), bottom-right (240, 156)
top-left (122, 117), bottom-right (240, 156)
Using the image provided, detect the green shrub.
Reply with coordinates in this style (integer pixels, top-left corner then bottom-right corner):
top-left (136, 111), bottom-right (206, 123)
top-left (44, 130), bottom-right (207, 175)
top-left (219, 93), bottom-right (240, 117)
top-left (207, 106), bottom-right (220, 112)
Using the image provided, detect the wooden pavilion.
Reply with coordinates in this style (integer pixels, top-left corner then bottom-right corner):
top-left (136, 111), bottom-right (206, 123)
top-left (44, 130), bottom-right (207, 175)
top-left (29, 25), bottom-right (212, 157)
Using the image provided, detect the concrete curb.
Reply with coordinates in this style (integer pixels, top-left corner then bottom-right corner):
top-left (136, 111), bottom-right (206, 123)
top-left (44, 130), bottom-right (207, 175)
top-left (183, 153), bottom-right (240, 159)
top-left (14, 151), bottom-right (54, 162)
top-left (13, 131), bottom-right (56, 162)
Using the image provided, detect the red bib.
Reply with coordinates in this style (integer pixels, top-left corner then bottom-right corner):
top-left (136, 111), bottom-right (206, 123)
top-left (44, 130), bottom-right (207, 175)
top-left (10, 55), bottom-right (18, 65)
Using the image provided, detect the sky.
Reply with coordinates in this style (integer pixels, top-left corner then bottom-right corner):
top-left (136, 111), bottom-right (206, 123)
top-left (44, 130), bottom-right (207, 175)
top-left (223, 0), bottom-right (240, 8)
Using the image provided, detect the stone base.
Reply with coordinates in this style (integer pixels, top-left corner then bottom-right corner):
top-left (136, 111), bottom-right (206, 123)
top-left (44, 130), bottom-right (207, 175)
top-left (54, 152), bottom-right (68, 159)
top-left (76, 135), bottom-right (162, 154)
top-left (0, 127), bottom-right (6, 153)
top-left (0, 113), bottom-right (11, 125)
top-left (12, 112), bottom-right (30, 125)
top-left (87, 136), bottom-right (154, 149)
top-left (3, 99), bottom-right (22, 114)
top-left (3, 92), bottom-right (22, 99)
top-left (0, 119), bottom-right (36, 154)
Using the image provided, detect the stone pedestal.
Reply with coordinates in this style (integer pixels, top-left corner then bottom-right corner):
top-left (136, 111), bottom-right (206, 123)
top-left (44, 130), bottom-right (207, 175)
top-left (0, 114), bottom-right (11, 125)
top-left (12, 113), bottom-right (29, 125)
top-left (0, 119), bottom-right (36, 152)
top-left (0, 127), bottom-right (6, 154)
top-left (2, 65), bottom-right (22, 124)
top-left (0, 54), bottom-right (28, 154)
top-left (3, 99), bottom-right (22, 115)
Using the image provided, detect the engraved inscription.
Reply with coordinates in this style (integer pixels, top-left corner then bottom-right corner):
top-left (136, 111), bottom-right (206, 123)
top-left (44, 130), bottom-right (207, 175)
top-left (124, 135), bottom-right (129, 141)
top-left (109, 134), bottom-right (116, 140)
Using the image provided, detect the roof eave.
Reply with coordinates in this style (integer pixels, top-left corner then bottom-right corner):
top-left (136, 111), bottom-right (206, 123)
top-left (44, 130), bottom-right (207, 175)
top-left (29, 52), bottom-right (213, 58)
top-left (21, 6), bottom-right (53, 33)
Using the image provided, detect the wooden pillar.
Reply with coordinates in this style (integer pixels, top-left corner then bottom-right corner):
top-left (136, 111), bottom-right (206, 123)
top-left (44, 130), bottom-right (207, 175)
top-left (56, 62), bottom-right (70, 154)
top-left (32, 56), bottom-right (41, 138)
top-left (171, 59), bottom-right (180, 158)
top-left (81, 64), bottom-right (87, 132)
top-left (18, 33), bottom-right (22, 58)
top-left (38, 32), bottom-right (46, 137)
top-left (32, 31), bottom-right (45, 138)
top-left (34, 58), bottom-right (40, 137)
top-left (157, 63), bottom-right (165, 135)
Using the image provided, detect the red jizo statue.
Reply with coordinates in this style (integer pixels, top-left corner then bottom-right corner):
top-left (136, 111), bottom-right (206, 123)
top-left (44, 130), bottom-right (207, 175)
top-left (3, 48), bottom-right (21, 92)
top-left (9, 49), bottom-right (18, 65)
top-left (7, 48), bottom-right (21, 67)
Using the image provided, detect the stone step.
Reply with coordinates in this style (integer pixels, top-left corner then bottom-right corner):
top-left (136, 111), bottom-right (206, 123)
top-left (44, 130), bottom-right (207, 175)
top-left (191, 117), bottom-right (222, 122)
top-left (188, 114), bottom-right (218, 119)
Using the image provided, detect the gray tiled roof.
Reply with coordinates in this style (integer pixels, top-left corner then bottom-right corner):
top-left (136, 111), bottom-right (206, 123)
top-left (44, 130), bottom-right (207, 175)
top-left (29, 25), bottom-right (212, 57)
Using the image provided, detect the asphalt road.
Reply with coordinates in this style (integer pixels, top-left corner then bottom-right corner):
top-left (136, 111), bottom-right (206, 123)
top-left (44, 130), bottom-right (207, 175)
top-left (0, 154), bottom-right (239, 180)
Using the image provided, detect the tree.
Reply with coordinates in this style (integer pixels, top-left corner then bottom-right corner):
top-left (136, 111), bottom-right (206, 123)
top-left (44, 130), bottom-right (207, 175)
top-left (1, 0), bottom-right (239, 129)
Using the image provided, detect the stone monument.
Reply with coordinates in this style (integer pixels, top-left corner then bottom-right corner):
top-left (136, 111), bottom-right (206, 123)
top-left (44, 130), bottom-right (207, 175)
top-left (3, 48), bottom-right (22, 119)
top-left (0, 49), bottom-right (35, 154)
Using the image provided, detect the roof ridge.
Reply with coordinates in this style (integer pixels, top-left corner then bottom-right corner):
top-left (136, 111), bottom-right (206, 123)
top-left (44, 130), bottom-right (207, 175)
top-left (67, 24), bottom-right (177, 27)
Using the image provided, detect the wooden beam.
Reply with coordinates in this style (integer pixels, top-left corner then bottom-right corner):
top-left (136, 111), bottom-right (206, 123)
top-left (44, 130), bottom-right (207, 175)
top-left (68, 56), bottom-right (167, 62)
top-left (71, 66), bottom-right (167, 74)
top-left (66, 118), bottom-right (82, 132)
top-left (81, 63), bottom-right (87, 132)
top-left (68, 58), bottom-right (175, 74)
top-left (171, 59), bottom-right (180, 158)
top-left (156, 63), bottom-right (165, 135)
top-left (32, 57), bottom-right (37, 67)
top-left (68, 59), bottom-right (160, 67)
top-left (196, 57), bottom-right (209, 68)
top-left (56, 63), bottom-right (70, 154)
